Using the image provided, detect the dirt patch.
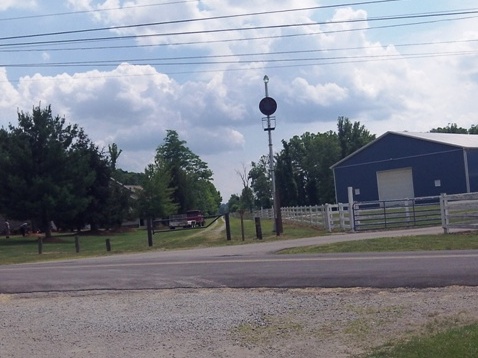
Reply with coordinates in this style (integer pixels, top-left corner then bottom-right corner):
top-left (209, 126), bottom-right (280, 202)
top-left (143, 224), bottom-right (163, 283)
top-left (2, 286), bottom-right (477, 358)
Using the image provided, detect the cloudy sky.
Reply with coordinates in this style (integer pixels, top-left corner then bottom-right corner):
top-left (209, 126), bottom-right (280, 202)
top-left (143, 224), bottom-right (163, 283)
top-left (1, 1), bottom-right (478, 201)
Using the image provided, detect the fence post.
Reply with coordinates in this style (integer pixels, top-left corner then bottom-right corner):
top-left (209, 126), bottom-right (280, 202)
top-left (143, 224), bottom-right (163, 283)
top-left (317, 205), bottom-right (322, 228)
top-left (225, 213), bottom-right (231, 240)
top-left (440, 193), bottom-right (449, 234)
top-left (255, 217), bottom-right (263, 240)
top-left (106, 238), bottom-right (111, 252)
top-left (339, 203), bottom-right (345, 230)
top-left (330, 204), bottom-right (335, 232)
top-left (405, 200), bottom-right (410, 226)
top-left (318, 205), bottom-right (322, 226)
top-left (147, 217), bottom-right (153, 247)
top-left (348, 186), bottom-right (355, 232)
top-left (325, 204), bottom-right (332, 232)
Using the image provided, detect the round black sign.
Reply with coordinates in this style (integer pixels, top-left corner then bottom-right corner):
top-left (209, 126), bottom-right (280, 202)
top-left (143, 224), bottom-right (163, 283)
top-left (259, 97), bottom-right (277, 116)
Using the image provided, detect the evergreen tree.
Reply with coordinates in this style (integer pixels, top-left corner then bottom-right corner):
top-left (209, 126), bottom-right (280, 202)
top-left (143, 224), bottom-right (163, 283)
top-left (0, 105), bottom-right (98, 237)
top-left (155, 130), bottom-right (220, 214)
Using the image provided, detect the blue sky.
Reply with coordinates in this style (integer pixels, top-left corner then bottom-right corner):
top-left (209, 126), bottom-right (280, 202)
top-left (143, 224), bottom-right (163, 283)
top-left (1, 0), bottom-right (478, 201)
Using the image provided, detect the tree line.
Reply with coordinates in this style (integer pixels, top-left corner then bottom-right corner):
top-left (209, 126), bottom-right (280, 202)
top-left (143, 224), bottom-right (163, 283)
top-left (227, 119), bottom-right (478, 212)
top-left (227, 117), bottom-right (375, 211)
top-left (3, 104), bottom-right (472, 235)
top-left (0, 105), bottom-right (221, 238)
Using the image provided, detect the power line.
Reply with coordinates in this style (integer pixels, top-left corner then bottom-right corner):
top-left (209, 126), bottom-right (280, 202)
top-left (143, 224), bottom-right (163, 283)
top-left (2, 8), bottom-right (478, 49)
top-left (3, 47), bottom-right (477, 69)
top-left (1, 2), bottom-right (477, 84)
top-left (2, 46), bottom-right (475, 85)
top-left (0, 0), bottom-right (198, 22)
top-left (1, 15), bottom-right (477, 55)
top-left (0, 1), bottom-right (403, 42)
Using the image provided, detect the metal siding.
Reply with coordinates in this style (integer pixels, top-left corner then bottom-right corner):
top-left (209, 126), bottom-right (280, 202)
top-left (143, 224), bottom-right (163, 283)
top-left (412, 150), bottom-right (466, 196)
top-left (334, 132), bottom-right (461, 168)
top-left (334, 132), bottom-right (469, 202)
top-left (334, 165), bottom-right (378, 202)
top-left (466, 149), bottom-right (478, 192)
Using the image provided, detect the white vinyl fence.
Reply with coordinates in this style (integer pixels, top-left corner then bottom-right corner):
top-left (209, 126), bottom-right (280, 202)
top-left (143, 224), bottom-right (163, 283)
top-left (255, 204), bottom-right (352, 232)
top-left (253, 191), bottom-right (478, 233)
top-left (441, 192), bottom-right (478, 233)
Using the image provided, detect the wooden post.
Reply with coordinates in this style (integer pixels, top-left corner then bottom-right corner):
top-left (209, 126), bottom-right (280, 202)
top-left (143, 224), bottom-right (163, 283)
top-left (147, 217), bottom-right (153, 247)
top-left (225, 213), bottom-right (231, 240)
top-left (255, 217), bottom-right (263, 240)
top-left (239, 210), bottom-right (245, 241)
top-left (106, 238), bottom-right (111, 252)
top-left (275, 193), bottom-right (283, 235)
top-left (75, 236), bottom-right (80, 253)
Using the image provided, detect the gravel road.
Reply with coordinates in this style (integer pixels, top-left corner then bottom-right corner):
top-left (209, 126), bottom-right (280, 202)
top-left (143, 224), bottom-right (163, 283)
top-left (2, 286), bottom-right (478, 357)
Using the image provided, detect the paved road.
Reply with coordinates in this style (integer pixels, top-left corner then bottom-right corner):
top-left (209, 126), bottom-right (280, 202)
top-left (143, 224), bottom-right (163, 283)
top-left (1, 226), bottom-right (477, 293)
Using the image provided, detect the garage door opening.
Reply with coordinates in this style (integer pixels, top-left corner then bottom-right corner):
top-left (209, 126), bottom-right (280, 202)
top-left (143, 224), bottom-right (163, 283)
top-left (377, 167), bottom-right (414, 201)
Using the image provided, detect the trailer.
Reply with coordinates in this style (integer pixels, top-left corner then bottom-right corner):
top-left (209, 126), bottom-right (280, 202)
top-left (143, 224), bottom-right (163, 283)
top-left (169, 210), bottom-right (205, 229)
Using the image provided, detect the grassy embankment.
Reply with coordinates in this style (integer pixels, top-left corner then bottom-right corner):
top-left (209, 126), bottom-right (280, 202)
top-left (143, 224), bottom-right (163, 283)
top-left (0, 216), bottom-right (322, 265)
top-left (277, 231), bottom-right (478, 254)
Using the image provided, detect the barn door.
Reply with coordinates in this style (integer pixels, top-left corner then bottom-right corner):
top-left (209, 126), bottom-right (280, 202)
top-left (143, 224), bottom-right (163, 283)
top-left (376, 167), bottom-right (414, 201)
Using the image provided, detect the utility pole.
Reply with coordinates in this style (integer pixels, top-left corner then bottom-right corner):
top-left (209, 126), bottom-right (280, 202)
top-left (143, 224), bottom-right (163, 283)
top-left (259, 75), bottom-right (282, 234)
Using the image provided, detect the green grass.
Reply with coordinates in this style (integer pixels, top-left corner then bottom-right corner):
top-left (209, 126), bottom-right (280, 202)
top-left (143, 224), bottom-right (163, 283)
top-left (367, 323), bottom-right (478, 358)
top-left (278, 231), bottom-right (478, 254)
top-left (0, 217), bottom-right (324, 265)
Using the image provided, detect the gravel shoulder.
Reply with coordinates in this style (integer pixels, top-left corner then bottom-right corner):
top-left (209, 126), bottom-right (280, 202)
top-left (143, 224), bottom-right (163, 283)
top-left (2, 286), bottom-right (478, 357)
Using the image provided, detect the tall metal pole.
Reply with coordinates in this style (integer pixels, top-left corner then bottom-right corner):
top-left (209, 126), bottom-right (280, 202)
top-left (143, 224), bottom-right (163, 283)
top-left (263, 76), bottom-right (278, 232)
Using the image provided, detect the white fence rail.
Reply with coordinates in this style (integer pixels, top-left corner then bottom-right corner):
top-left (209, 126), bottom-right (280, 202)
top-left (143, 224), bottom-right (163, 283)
top-left (255, 204), bottom-right (352, 232)
top-left (253, 191), bottom-right (478, 233)
top-left (441, 192), bottom-right (478, 233)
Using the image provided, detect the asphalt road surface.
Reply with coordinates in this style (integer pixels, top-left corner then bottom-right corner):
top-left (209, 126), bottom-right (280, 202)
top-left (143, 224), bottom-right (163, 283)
top-left (1, 227), bottom-right (477, 293)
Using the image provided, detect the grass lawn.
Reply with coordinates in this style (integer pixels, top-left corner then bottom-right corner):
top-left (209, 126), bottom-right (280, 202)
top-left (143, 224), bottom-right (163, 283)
top-left (277, 231), bottom-right (478, 254)
top-left (367, 323), bottom-right (478, 358)
top-left (0, 217), bottom-right (324, 265)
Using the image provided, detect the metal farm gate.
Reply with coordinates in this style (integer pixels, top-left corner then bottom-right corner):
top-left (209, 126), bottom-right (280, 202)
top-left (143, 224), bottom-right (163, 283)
top-left (257, 192), bottom-right (478, 233)
top-left (352, 196), bottom-right (442, 231)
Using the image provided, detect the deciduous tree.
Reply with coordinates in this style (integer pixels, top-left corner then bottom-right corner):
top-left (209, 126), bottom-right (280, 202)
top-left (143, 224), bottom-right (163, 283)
top-left (337, 116), bottom-right (375, 158)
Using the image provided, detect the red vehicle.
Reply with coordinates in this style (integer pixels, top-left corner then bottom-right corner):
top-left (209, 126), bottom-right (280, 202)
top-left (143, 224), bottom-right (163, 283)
top-left (186, 210), bottom-right (205, 227)
top-left (169, 210), bottom-right (205, 229)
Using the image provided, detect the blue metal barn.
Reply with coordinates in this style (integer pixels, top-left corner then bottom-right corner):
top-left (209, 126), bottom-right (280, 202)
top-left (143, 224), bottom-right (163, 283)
top-left (331, 131), bottom-right (478, 203)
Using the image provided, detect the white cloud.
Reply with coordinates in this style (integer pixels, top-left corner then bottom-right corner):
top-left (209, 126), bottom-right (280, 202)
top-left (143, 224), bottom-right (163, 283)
top-left (0, 69), bottom-right (20, 111)
top-left (2, 1), bottom-right (478, 200)
top-left (0, 1), bottom-right (36, 11)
